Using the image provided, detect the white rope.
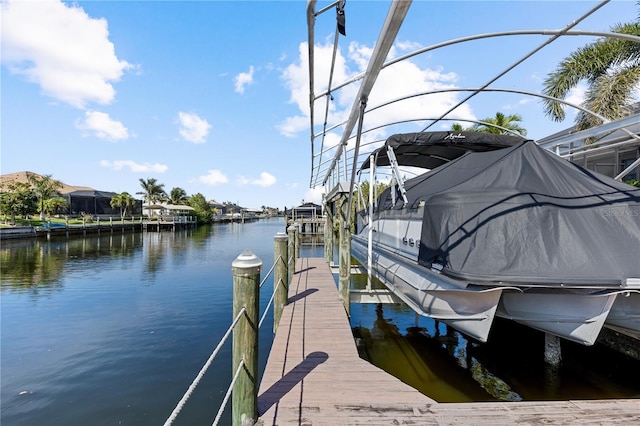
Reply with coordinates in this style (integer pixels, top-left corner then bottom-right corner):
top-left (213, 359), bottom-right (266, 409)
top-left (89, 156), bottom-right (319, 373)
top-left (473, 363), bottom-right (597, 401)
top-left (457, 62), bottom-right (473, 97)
top-left (165, 256), bottom-right (287, 425)
top-left (163, 307), bottom-right (247, 426)
top-left (259, 283), bottom-right (279, 329)
top-left (259, 257), bottom-right (280, 289)
top-left (211, 358), bottom-right (245, 426)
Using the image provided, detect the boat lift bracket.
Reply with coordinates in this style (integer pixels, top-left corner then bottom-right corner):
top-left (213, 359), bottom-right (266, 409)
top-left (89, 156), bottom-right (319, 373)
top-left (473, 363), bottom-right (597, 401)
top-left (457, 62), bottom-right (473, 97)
top-left (387, 146), bottom-right (409, 207)
top-left (350, 289), bottom-right (404, 304)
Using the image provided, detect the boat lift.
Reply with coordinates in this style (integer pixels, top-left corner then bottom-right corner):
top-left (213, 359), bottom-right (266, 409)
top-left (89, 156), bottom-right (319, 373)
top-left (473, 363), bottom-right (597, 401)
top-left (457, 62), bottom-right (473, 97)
top-left (306, 0), bottom-right (640, 359)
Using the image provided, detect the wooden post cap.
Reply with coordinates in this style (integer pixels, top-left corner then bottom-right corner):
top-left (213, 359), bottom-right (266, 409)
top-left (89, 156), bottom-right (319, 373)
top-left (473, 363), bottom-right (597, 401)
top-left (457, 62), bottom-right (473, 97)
top-left (232, 250), bottom-right (262, 276)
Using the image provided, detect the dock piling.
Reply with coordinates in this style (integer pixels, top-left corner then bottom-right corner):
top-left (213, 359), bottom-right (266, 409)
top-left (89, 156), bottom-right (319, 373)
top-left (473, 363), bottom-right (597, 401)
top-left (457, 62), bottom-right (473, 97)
top-left (287, 225), bottom-right (296, 283)
top-left (324, 200), bottom-right (334, 264)
top-left (294, 222), bottom-right (301, 259)
top-left (273, 232), bottom-right (289, 334)
top-left (544, 333), bottom-right (562, 366)
top-left (338, 194), bottom-right (351, 315)
top-left (231, 250), bottom-right (262, 426)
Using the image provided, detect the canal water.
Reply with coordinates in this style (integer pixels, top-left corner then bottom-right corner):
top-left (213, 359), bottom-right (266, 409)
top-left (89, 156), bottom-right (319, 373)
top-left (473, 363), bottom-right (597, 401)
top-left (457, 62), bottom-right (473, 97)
top-left (2, 219), bottom-right (639, 426)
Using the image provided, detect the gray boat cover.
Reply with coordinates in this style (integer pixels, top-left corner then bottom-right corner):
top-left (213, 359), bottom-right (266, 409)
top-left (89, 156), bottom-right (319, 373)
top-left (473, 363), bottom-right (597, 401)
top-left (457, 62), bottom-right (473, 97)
top-left (374, 133), bottom-right (640, 286)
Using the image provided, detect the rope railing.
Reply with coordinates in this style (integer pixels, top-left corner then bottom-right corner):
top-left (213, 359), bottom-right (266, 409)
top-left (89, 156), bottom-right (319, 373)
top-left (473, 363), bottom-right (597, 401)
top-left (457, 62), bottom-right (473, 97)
top-left (163, 306), bottom-right (246, 426)
top-left (164, 228), bottom-right (297, 426)
top-left (258, 255), bottom-right (285, 329)
top-left (211, 358), bottom-right (245, 426)
top-left (259, 258), bottom-right (279, 289)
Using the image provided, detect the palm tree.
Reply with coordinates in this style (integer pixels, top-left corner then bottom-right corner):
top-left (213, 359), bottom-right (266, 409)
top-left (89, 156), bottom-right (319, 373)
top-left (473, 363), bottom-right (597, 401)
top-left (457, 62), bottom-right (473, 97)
top-left (137, 178), bottom-right (166, 205)
top-left (471, 112), bottom-right (527, 136)
top-left (169, 187), bottom-right (188, 205)
top-left (110, 192), bottom-right (136, 219)
top-left (26, 172), bottom-right (63, 220)
top-left (542, 5), bottom-right (640, 130)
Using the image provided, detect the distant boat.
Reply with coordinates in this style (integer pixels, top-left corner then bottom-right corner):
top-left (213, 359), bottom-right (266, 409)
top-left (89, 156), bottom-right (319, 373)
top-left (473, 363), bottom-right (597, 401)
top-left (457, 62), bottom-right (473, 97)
top-left (352, 131), bottom-right (640, 345)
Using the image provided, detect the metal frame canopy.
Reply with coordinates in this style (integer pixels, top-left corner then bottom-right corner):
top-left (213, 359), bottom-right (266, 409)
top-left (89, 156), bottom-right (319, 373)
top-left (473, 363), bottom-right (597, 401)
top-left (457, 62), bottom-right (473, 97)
top-left (306, 0), bottom-right (640, 194)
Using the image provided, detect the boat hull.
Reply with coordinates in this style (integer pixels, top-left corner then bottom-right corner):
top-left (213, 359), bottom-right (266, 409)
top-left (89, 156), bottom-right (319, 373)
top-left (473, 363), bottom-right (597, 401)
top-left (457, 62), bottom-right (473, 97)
top-left (496, 290), bottom-right (619, 345)
top-left (606, 291), bottom-right (640, 334)
top-left (352, 235), bottom-right (509, 342)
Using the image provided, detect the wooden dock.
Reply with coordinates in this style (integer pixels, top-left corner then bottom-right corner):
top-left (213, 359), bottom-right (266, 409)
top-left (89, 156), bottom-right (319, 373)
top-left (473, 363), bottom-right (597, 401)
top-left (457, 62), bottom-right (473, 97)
top-left (256, 257), bottom-right (640, 425)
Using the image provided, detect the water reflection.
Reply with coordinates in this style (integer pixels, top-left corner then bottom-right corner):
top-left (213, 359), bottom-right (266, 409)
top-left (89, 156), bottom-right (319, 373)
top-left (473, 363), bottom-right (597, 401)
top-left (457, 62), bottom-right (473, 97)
top-left (350, 275), bottom-right (640, 403)
top-left (353, 304), bottom-right (497, 402)
top-left (1, 232), bottom-right (144, 295)
top-left (1, 219), bottom-right (285, 426)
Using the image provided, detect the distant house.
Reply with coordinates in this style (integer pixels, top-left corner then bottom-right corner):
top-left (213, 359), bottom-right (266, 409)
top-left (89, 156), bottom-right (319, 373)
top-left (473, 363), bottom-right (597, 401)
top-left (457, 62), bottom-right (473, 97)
top-left (220, 202), bottom-right (244, 216)
top-left (285, 202), bottom-right (323, 220)
top-left (0, 171), bottom-right (142, 216)
top-left (208, 199), bottom-right (224, 213)
top-left (64, 189), bottom-right (118, 216)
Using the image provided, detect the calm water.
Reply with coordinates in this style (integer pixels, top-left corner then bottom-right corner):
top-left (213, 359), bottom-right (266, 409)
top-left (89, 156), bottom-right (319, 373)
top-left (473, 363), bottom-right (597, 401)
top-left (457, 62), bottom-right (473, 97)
top-left (350, 271), bottom-right (640, 402)
top-left (2, 220), bottom-right (639, 426)
top-left (1, 219), bottom-right (307, 426)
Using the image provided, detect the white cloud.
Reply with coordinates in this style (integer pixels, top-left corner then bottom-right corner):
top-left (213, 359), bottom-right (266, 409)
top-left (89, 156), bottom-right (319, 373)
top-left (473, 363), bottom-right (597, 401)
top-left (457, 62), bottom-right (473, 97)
top-left (198, 169), bottom-right (229, 185)
top-left (234, 66), bottom-right (255, 94)
top-left (1, 0), bottom-right (132, 109)
top-left (565, 84), bottom-right (587, 116)
top-left (76, 110), bottom-right (129, 141)
top-left (237, 172), bottom-right (277, 187)
top-left (304, 186), bottom-right (325, 205)
top-left (177, 112), bottom-right (211, 143)
top-left (99, 160), bottom-right (168, 173)
top-left (279, 39), bottom-right (476, 139)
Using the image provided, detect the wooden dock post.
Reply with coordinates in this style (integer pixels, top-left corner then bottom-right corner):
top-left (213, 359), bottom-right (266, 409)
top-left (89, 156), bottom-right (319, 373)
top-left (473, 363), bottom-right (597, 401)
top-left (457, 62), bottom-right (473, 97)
top-left (324, 199), bottom-right (334, 264)
top-left (294, 222), bottom-right (301, 259)
top-left (232, 250), bottom-right (262, 426)
top-left (273, 232), bottom-right (289, 334)
top-left (337, 193), bottom-right (351, 315)
top-left (287, 225), bottom-right (296, 283)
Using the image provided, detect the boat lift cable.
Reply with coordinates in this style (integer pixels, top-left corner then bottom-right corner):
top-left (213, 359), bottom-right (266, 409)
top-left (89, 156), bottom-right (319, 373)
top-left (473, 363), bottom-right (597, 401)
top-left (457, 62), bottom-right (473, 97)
top-left (420, 0), bottom-right (611, 133)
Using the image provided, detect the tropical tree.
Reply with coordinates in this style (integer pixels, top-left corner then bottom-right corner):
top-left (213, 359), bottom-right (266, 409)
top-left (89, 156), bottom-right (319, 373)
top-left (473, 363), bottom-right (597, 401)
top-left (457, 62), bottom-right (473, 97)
top-left (137, 178), bottom-right (166, 205)
top-left (110, 192), bottom-right (136, 219)
top-left (542, 5), bottom-right (640, 130)
top-left (355, 180), bottom-right (389, 209)
top-left (0, 181), bottom-right (36, 224)
top-left (169, 187), bottom-right (188, 205)
top-left (471, 112), bottom-right (527, 136)
top-left (188, 193), bottom-right (213, 223)
top-left (26, 173), bottom-right (63, 220)
top-left (42, 197), bottom-right (68, 217)
top-left (450, 123), bottom-right (471, 132)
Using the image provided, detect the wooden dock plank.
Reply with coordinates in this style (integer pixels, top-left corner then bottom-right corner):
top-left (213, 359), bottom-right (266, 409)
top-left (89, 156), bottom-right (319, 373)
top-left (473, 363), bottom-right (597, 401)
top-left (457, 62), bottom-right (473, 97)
top-left (256, 257), bottom-right (640, 425)
top-left (257, 257), bottom-right (434, 425)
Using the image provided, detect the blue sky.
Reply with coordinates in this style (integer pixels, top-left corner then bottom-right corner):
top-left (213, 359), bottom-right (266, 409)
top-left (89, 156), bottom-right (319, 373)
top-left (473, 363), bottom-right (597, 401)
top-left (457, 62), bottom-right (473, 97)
top-left (2, 0), bottom-right (638, 209)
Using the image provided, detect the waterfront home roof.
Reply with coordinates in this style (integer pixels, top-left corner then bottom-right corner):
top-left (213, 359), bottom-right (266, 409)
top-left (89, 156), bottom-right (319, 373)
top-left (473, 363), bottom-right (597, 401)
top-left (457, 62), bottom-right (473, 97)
top-left (208, 199), bottom-right (224, 208)
top-left (286, 202), bottom-right (322, 218)
top-left (0, 171), bottom-right (95, 194)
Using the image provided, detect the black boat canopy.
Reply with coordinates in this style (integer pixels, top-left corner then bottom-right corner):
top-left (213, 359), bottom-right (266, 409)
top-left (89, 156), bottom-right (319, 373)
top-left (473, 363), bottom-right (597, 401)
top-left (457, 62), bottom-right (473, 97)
top-left (360, 131), bottom-right (527, 171)
top-left (372, 132), bottom-right (640, 287)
